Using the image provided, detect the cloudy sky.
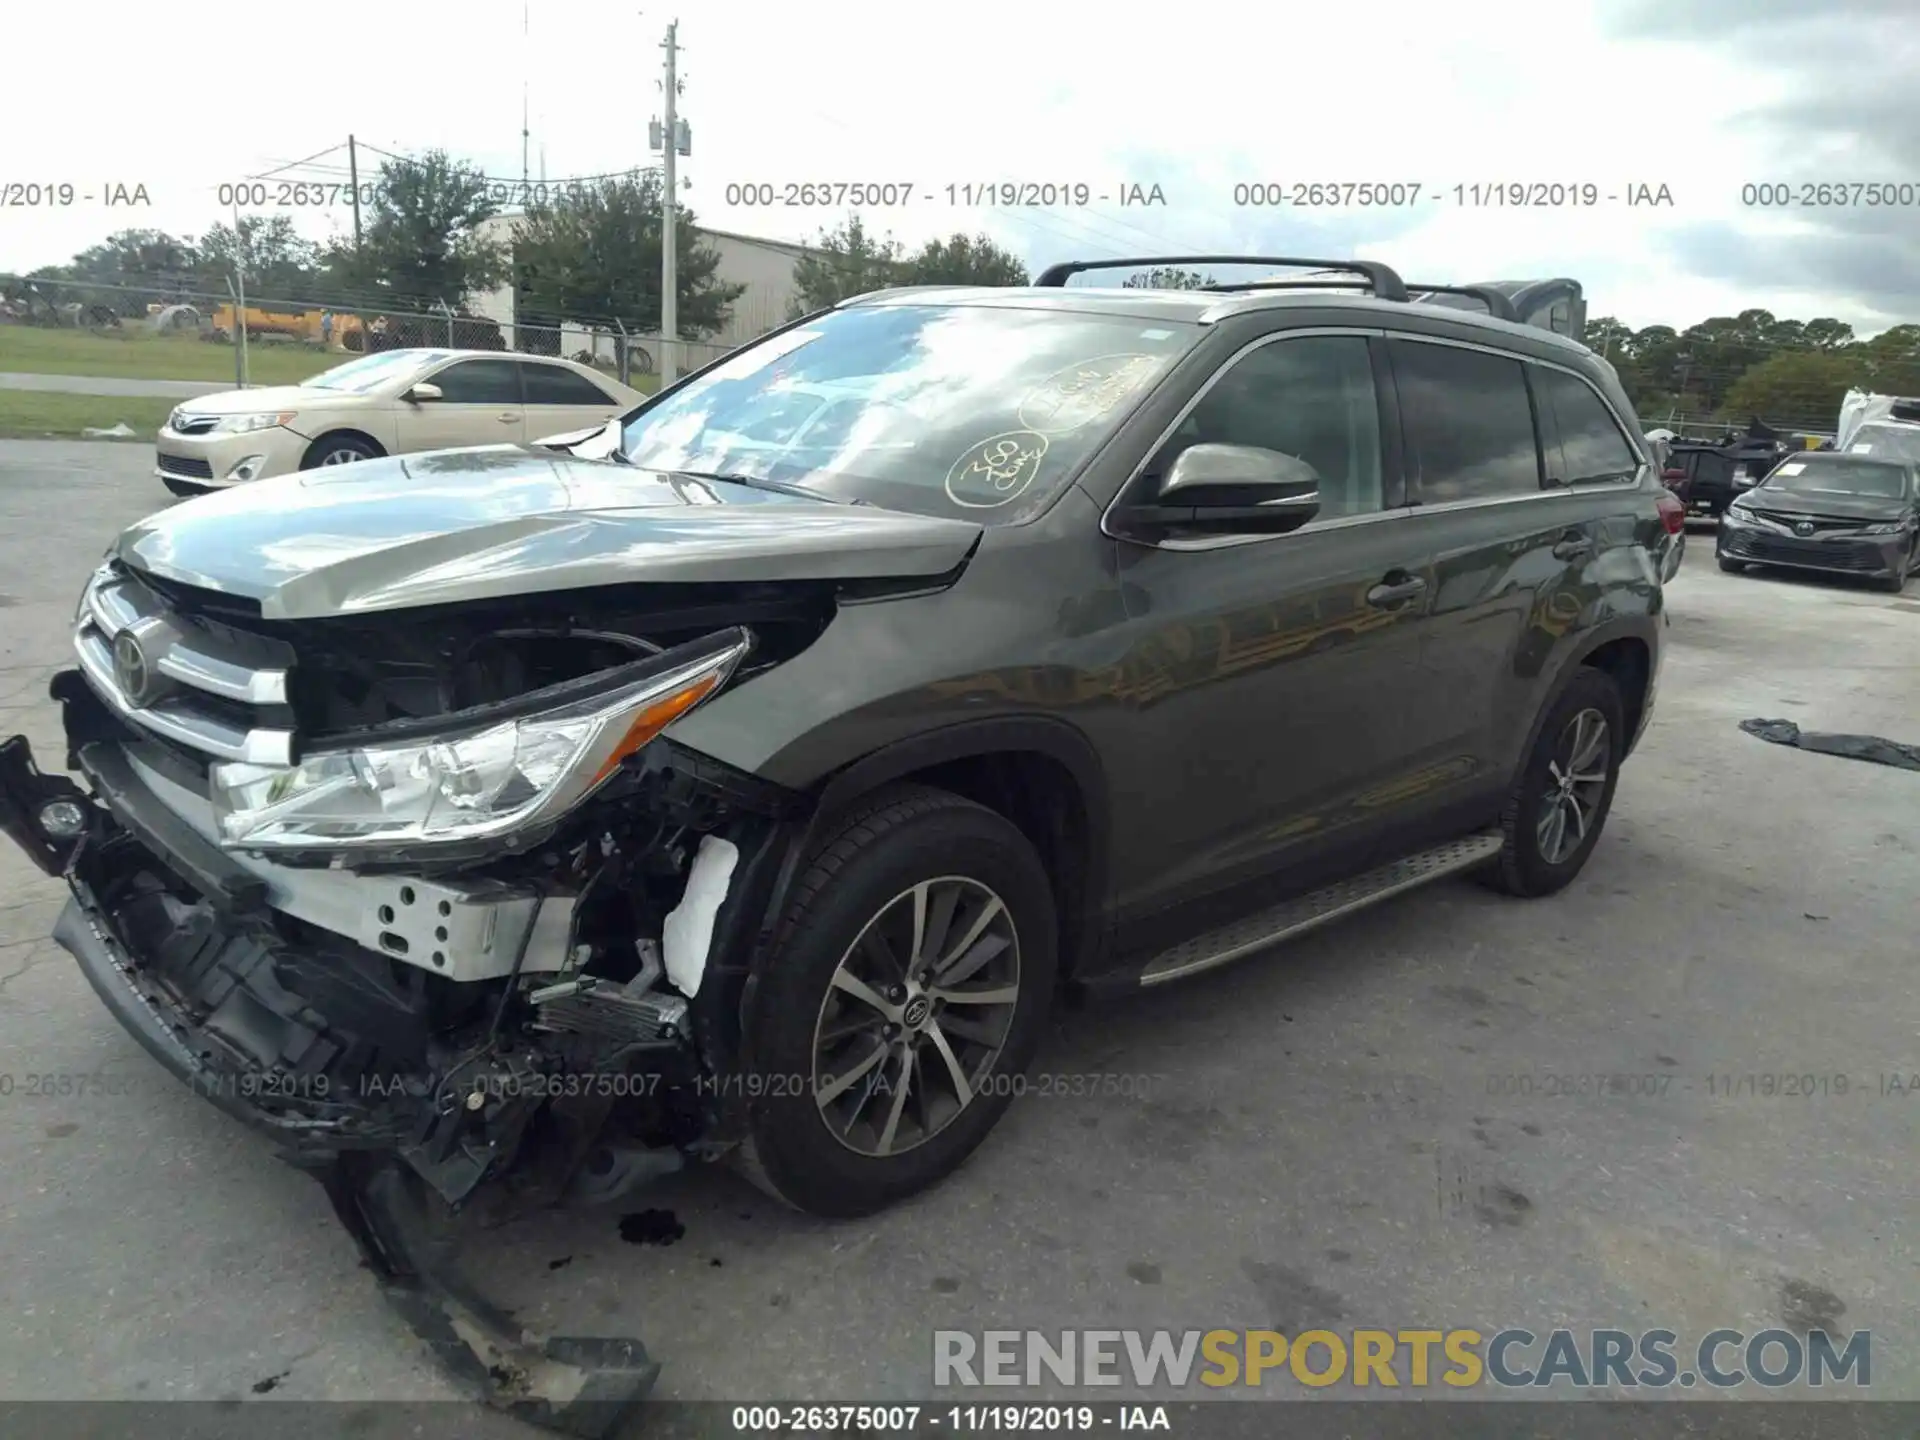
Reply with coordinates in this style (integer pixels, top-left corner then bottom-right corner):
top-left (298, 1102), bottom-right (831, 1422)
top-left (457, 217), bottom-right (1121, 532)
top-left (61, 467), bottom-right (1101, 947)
top-left (4, 0), bottom-right (1916, 333)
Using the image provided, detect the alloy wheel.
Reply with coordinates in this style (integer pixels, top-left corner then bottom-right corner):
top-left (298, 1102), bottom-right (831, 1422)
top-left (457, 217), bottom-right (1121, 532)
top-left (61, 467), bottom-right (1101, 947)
top-left (1537, 708), bottom-right (1611, 865)
top-left (320, 448), bottom-right (364, 466)
top-left (811, 876), bottom-right (1021, 1157)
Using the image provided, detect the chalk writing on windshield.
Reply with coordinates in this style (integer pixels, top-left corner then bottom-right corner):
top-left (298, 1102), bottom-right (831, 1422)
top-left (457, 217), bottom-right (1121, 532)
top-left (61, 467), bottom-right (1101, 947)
top-left (1017, 353), bottom-right (1161, 434)
top-left (945, 431), bottom-right (1051, 509)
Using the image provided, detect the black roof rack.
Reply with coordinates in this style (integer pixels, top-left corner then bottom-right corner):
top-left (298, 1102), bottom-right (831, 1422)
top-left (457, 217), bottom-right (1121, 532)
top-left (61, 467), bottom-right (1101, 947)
top-left (1405, 284), bottom-right (1520, 322)
top-left (1197, 278), bottom-right (1369, 294)
top-left (1033, 255), bottom-right (1408, 303)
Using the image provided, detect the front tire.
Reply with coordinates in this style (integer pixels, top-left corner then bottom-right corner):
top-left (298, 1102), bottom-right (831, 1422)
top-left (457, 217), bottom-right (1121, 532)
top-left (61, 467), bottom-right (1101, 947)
top-left (1483, 667), bottom-right (1626, 898)
top-left (302, 433), bottom-right (382, 469)
top-left (1875, 546), bottom-right (1912, 593)
top-left (738, 785), bottom-right (1057, 1218)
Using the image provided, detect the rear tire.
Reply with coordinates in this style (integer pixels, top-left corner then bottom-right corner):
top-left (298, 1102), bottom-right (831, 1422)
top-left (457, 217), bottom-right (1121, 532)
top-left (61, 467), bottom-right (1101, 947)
top-left (737, 785), bottom-right (1057, 1219)
top-left (1482, 667), bottom-right (1626, 899)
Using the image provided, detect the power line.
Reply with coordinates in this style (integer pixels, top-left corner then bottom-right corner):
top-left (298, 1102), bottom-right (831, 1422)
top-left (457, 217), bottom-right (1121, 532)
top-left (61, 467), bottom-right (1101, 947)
top-left (240, 143), bottom-right (348, 182)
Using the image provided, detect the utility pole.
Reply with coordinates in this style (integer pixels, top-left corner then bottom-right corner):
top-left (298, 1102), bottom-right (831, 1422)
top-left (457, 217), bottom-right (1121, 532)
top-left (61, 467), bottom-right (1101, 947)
top-left (521, 1), bottom-right (531, 189)
top-left (232, 192), bottom-right (250, 390)
top-left (660, 19), bottom-right (680, 385)
top-left (347, 134), bottom-right (363, 255)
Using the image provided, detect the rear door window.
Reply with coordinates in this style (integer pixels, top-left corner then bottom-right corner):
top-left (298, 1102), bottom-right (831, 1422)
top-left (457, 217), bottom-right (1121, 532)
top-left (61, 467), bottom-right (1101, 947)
top-left (520, 362), bottom-right (617, 406)
top-left (1388, 339), bottom-right (1543, 504)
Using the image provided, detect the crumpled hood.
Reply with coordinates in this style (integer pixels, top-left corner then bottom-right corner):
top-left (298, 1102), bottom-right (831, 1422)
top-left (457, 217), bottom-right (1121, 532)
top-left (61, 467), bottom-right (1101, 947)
top-left (118, 445), bottom-right (984, 620)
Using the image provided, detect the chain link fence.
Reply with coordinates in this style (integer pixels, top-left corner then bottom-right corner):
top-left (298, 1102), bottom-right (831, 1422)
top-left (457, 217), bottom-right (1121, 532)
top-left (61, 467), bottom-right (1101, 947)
top-left (0, 273), bottom-right (731, 389)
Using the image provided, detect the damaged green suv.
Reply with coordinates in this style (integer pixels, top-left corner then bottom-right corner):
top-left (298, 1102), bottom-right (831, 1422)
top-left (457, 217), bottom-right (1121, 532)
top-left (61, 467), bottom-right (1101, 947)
top-left (0, 255), bottom-right (1676, 1430)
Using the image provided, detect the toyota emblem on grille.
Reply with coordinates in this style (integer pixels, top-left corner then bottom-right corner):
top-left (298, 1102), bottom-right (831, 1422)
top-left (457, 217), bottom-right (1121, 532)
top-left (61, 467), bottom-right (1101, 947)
top-left (1795, 520), bottom-right (1815, 536)
top-left (113, 631), bottom-right (153, 706)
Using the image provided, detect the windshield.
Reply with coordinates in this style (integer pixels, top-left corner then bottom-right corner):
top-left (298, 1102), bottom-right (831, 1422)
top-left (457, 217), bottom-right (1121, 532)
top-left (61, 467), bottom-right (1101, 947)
top-left (617, 304), bottom-right (1200, 522)
top-left (305, 349), bottom-right (452, 393)
top-left (1763, 458), bottom-right (1910, 499)
top-left (1845, 424), bottom-right (1920, 465)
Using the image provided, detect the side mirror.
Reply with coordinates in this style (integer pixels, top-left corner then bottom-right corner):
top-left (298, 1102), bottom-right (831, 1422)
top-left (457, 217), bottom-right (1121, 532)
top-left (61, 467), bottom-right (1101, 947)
top-left (1115, 443), bottom-right (1323, 535)
top-left (404, 382), bottom-right (443, 403)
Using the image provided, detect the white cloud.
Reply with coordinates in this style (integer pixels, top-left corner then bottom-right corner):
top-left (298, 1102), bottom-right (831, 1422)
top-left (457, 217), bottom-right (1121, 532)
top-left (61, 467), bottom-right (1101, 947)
top-left (0, 0), bottom-right (1906, 333)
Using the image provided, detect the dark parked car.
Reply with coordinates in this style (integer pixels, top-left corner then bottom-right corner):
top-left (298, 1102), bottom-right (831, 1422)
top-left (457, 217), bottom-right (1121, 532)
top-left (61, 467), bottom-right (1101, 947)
top-left (0, 253), bottom-right (1677, 1429)
top-left (1717, 451), bottom-right (1919, 591)
top-left (1667, 422), bottom-right (1792, 517)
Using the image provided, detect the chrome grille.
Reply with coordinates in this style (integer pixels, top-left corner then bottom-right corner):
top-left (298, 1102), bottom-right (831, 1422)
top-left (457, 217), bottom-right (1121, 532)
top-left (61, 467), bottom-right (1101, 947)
top-left (1738, 537), bottom-right (1881, 571)
top-left (73, 565), bottom-right (297, 765)
top-left (1748, 510), bottom-right (1868, 534)
top-left (168, 410), bottom-right (220, 436)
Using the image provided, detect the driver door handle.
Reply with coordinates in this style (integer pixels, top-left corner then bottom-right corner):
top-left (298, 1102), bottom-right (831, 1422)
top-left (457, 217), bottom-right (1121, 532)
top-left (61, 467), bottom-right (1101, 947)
top-left (1553, 529), bottom-right (1593, 559)
top-left (1366, 571), bottom-right (1428, 608)
top-left (498, 411), bottom-right (520, 423)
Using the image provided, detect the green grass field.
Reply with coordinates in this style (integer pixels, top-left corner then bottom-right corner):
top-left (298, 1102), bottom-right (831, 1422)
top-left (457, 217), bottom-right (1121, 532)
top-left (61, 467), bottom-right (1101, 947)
top-left (0, 391), bottom-right (173, 440)
top-left (0, 325), bottom-right (666, 394)
top-left (0, 326), bottom-right (341, 386)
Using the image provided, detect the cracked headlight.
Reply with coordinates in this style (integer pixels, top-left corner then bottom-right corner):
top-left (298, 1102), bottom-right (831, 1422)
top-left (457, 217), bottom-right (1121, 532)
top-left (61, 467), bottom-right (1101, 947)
top-left (215, 411), bottom-right (300, 434)
top-left (209, 634), bottom-right (748, 852)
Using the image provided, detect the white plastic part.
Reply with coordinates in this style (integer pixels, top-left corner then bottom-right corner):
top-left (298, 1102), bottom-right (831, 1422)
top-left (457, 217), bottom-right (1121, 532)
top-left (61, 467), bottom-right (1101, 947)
top-left (662, 835), bottom-right (740, 998)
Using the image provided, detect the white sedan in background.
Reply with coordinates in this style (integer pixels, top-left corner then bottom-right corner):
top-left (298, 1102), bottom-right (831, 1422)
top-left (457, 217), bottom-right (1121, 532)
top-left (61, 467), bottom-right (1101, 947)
top-left (154, 348), bottom-right (648, 495)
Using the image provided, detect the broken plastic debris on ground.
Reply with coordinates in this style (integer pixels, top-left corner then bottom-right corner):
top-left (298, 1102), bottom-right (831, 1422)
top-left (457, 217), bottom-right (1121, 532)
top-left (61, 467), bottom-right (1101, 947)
top-left (1740, 717), bottom-right (1920, 772)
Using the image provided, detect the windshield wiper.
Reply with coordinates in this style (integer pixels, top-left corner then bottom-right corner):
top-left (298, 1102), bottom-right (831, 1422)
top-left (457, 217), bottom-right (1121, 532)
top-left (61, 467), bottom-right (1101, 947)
top-left (668, 470), bottom-right (871, 505)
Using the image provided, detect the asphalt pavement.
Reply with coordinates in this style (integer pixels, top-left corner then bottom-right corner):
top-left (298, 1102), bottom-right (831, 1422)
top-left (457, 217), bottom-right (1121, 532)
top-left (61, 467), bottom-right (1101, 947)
top-left (1, 446), bottom-right (1916, 1426)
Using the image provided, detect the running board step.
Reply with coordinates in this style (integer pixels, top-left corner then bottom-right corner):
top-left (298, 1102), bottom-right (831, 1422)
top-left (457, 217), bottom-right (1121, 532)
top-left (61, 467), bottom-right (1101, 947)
top-left (1139, 831), bottom-right (1504, 986)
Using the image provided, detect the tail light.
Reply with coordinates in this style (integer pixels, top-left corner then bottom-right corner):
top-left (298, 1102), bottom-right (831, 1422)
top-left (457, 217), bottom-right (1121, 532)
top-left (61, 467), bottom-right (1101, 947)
top-left (1654, 491), bottom-right (1685, 535)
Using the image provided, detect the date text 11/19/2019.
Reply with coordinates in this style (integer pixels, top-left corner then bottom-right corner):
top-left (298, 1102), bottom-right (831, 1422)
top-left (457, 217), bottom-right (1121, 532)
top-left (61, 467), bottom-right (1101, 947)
top-left (1228, 182), bottom-right (1675, 209)
top-left (720, 182), bottom-right (1167, 209)
top-left (729, 1406), bottom-right (1172, 1433)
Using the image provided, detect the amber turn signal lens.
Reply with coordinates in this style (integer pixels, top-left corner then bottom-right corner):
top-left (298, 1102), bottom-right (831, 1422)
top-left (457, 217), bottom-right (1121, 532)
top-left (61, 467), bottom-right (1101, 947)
top-left (591, 672), bottom-right (725, 784)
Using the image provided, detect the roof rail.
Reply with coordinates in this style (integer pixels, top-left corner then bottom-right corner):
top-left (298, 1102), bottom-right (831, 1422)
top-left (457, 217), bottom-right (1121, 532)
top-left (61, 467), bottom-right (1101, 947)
top-left (1406, 284), bottom-right (1520, 323)
top-left (1197, 278), bottom-right (1370, 294)
top-left (1033, 255), bottom-right (1409, 303)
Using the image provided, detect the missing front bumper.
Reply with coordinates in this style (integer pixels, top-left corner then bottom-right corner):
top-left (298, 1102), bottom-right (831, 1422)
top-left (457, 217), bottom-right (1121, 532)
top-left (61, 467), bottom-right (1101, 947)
top-left (5, 732), bottom-right (675, 1434)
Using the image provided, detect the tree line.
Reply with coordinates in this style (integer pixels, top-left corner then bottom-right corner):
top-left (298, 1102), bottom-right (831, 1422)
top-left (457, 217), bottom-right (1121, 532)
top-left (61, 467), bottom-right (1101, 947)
top-left (13, 150), bottom-right (1031, 342)
top-left (1584, 312), bottom-right (1920, 432)
top-left (14, 147), bottom-right (1916, 431)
